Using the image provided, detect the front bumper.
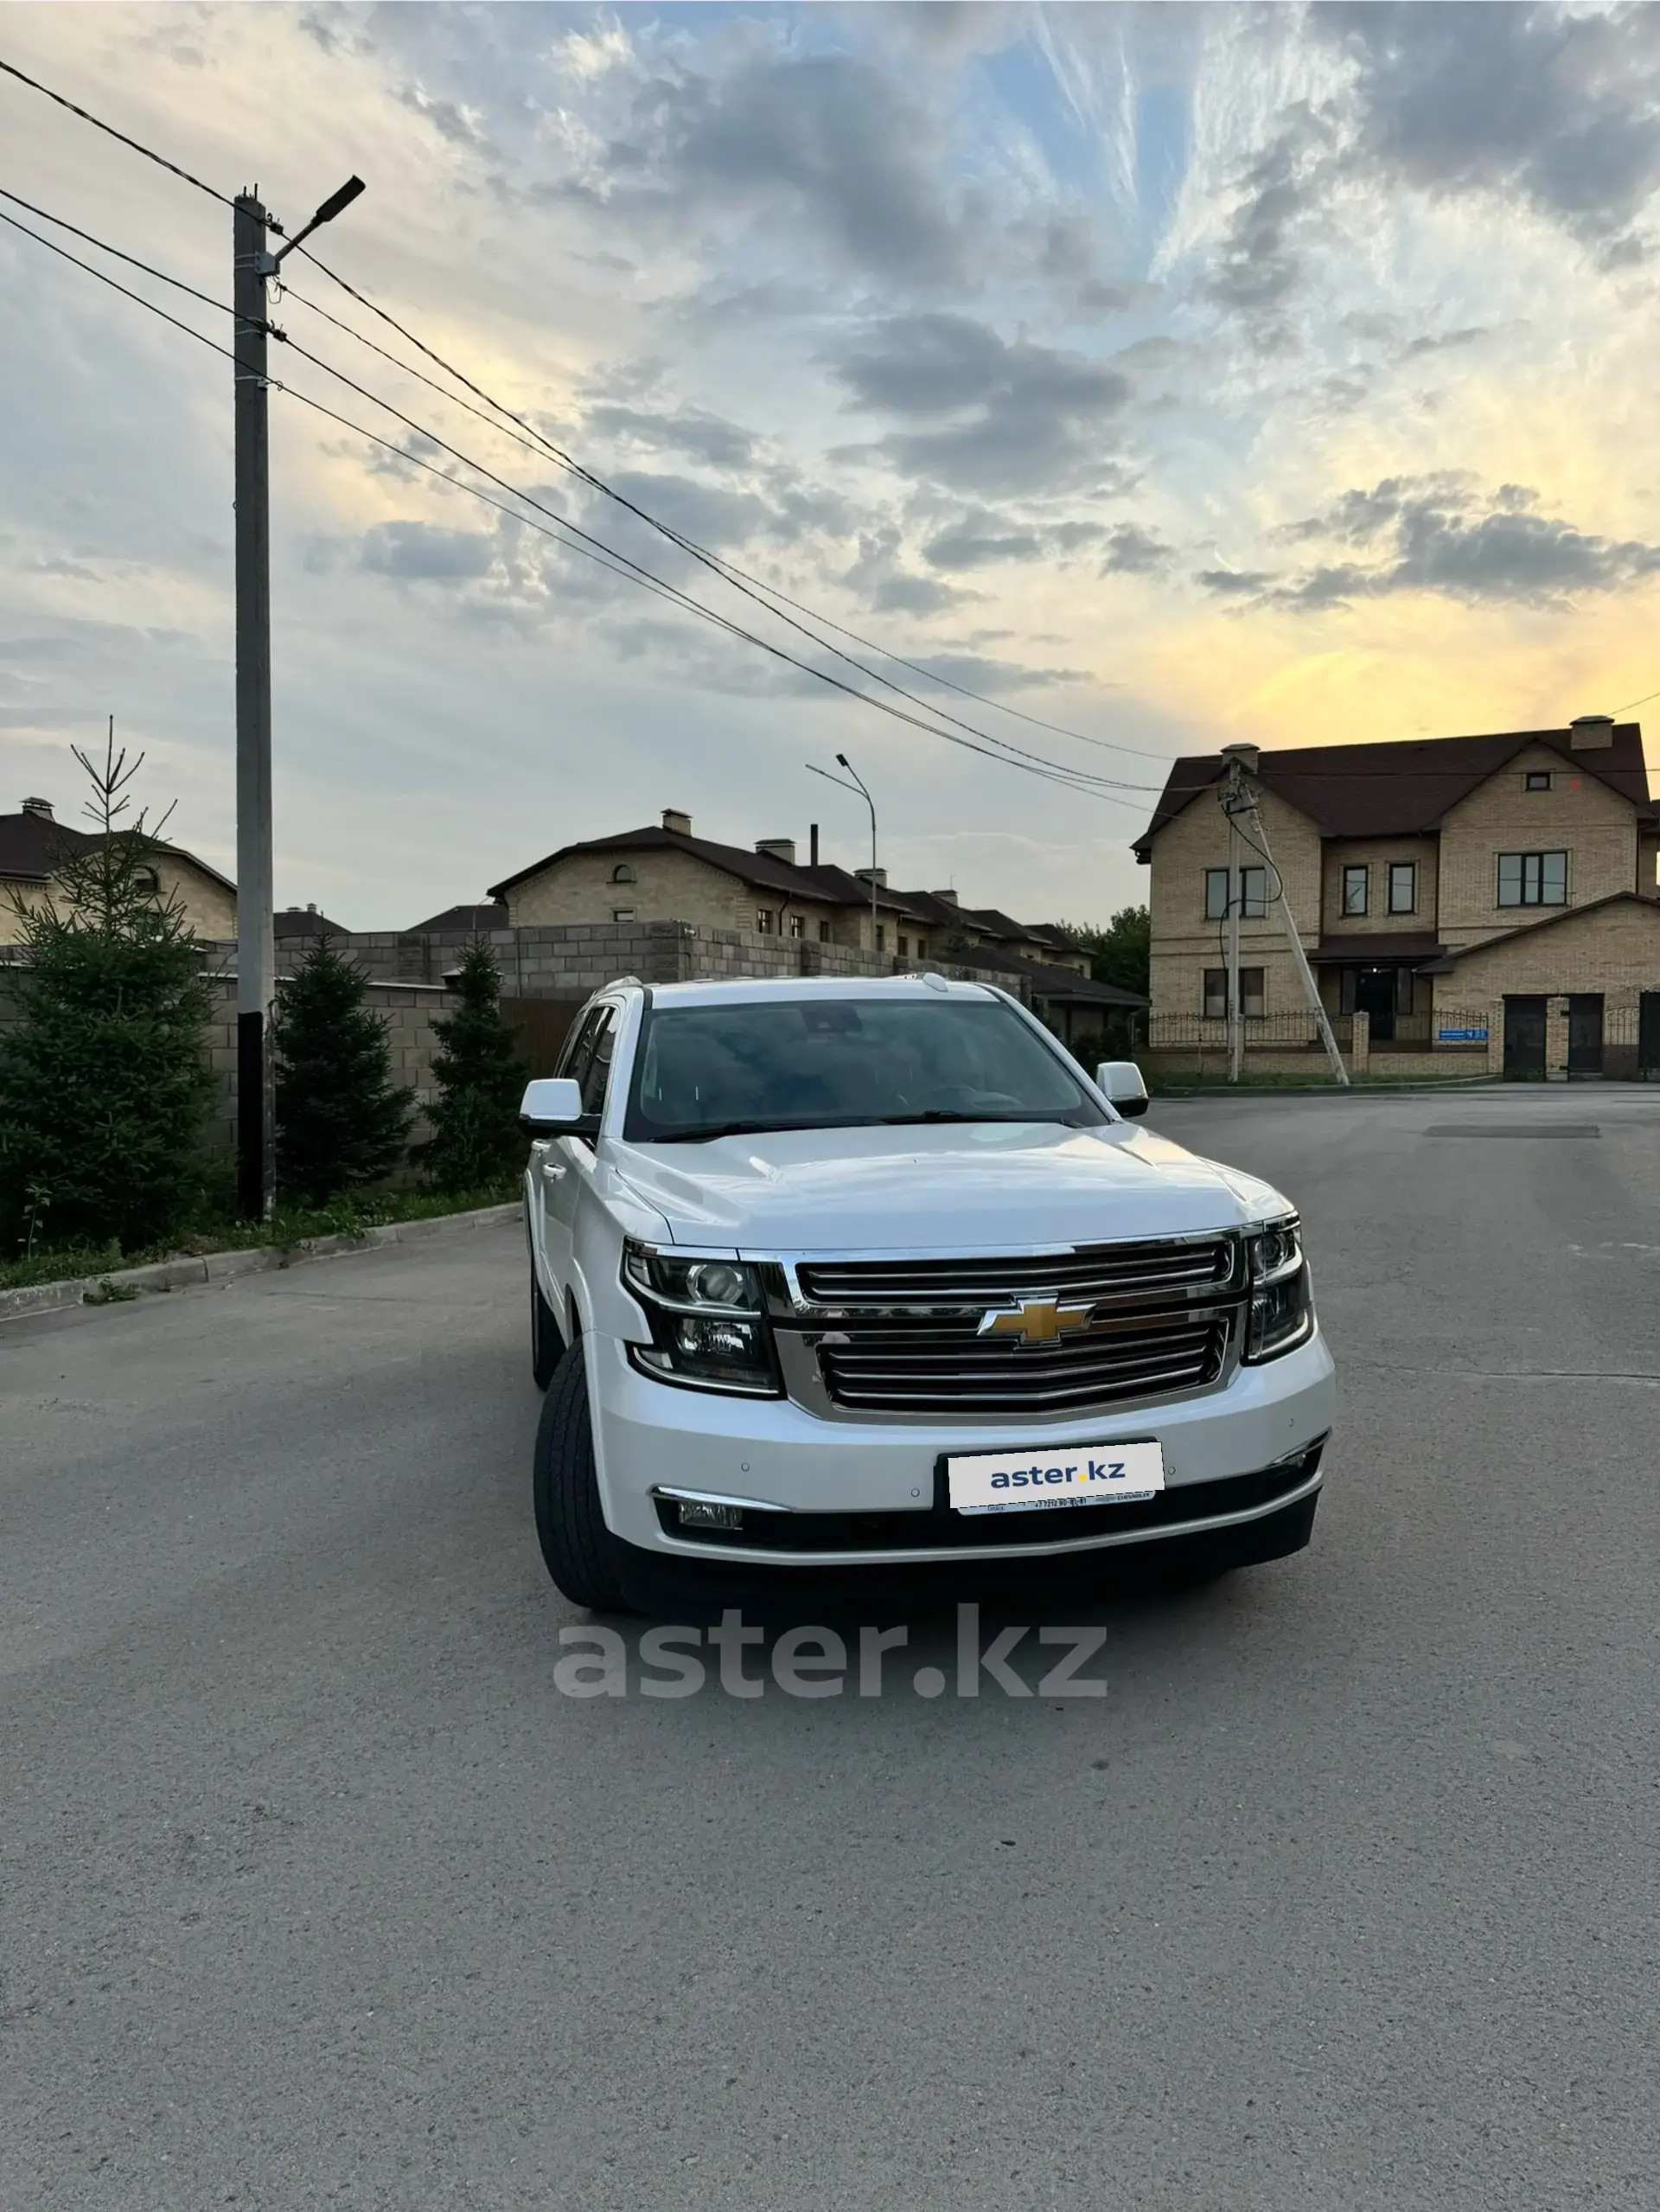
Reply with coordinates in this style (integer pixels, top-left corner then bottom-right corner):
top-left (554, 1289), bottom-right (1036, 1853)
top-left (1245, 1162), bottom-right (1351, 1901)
top-left (585, 1325), bottom-right (1336, 1569)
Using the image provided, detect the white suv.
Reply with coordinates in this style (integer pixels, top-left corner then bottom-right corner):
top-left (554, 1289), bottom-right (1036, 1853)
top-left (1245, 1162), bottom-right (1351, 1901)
top-left (520, 975), bottom-right (1334, 1613)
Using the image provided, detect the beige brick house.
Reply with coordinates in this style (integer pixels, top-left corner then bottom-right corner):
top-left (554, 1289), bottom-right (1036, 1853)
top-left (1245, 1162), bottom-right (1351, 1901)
top-left (0, 795), bottom-right (237, 942)
top-left (1133, 715), bottom-right (1660, 1077)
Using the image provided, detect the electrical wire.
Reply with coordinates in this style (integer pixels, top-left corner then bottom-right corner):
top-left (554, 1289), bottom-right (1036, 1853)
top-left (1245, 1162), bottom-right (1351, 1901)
top-left (0, 182), bottom-right (237, 319)
top-left (274, 278), bottom-right (1164, 793)
top-left (0, 197), bottom-right (1152, 810)
top-left (0, 54), bottom-right (237, 209)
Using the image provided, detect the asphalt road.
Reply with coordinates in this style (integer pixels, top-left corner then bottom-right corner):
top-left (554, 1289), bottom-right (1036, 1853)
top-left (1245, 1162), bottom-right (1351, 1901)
top-left (3, 1088), bottom-right (1658, 2211)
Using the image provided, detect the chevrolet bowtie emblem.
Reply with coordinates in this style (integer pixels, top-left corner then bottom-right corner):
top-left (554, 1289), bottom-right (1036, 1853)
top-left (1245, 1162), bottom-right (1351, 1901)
top-left (979, 1295), bottom-right (1095, 1345)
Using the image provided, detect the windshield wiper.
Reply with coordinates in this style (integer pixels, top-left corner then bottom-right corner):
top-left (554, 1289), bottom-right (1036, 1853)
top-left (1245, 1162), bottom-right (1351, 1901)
top-left (870, 1109), bottom-right (1067, 1126)
top-left (642, 1119), bottom-right (807, 1143)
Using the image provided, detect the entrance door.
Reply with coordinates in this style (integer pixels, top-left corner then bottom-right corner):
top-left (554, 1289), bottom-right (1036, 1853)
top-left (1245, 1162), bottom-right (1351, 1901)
top-left (1353, 966), bottom-right (1397, 1044)
top-left (1567, 994), bottom-right (1604, 1077)
top-left (1639, 991), bottom-right (1660, 1080)
top-left (1503, 995), bottom-right (1548, 1079)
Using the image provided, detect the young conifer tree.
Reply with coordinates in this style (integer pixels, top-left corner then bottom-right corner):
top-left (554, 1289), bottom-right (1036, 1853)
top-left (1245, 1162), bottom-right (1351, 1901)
top-left (0, 728), bottom-right (214, 1253)
top-left (271, 938), bottom-right (412, 1206)
top-left (414, 937), bottom-right (529, 1192)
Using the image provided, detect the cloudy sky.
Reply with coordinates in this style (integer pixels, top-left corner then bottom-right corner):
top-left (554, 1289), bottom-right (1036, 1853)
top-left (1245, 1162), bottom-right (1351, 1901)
top-left (3, 3), bottom-right (1658, 929)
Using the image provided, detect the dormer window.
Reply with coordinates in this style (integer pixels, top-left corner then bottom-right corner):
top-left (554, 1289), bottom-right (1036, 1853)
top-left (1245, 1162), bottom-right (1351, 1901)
top-left (610, 862), bottom-right (636, 884)
top-left (1524, 770), bottom-right (1552, 792)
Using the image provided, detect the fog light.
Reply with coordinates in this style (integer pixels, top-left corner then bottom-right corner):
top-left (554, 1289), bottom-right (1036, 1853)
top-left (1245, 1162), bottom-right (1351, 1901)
top-left (677, 1499), bottom-right (744, 1531)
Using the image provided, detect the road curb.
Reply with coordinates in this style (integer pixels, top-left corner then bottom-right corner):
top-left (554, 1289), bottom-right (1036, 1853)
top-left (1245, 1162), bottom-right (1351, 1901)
top-left (1152, 1078), bottom-right (1504, 1100)
top-left (0, 1202), bottom-right (521, 1324)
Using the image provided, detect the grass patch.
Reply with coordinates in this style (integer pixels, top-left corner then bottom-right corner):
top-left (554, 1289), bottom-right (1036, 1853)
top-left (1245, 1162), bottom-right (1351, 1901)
top-left (0, 1179), bottom-right (520, 1295)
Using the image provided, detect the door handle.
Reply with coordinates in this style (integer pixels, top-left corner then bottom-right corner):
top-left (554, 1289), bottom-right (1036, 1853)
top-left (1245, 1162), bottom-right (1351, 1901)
top-left (541, 1160), bottom-right (567, 1181)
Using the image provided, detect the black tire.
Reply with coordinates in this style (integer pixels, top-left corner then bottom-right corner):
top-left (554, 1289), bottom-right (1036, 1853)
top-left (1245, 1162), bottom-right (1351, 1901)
top-left (530, 1269), bottom-right (564, 1390)
top-left (533, 1343), bottom-right (631, 1612)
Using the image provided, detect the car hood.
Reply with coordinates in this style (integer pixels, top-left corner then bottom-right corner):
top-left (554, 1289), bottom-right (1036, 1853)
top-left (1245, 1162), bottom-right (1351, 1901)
top-left (610, 1121), bottom-right (1288, 1252)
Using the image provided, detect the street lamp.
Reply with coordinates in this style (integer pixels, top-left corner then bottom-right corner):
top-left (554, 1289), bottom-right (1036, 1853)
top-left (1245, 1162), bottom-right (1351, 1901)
top-left (806, 755), bottom-right (879, 956)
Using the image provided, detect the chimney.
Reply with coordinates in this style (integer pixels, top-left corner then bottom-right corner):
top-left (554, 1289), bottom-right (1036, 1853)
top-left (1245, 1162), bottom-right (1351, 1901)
top-left (929, 887), bottom-right (959, 905)
top-left (306, 901), bottom-right (318, 913)
top-left (21, 796), bottom-right (54, 820)
top-left (854, 865), bottom-right (888, 889)
top-left (1568, 713), bottom-right (1615, 751)
top-left (1219, 741), bottom-right (1261, 772)
top-left (809, 822), bottom-right (820, 867)
top-left (661, 807), bottom-right (692, 836)
top-left (286, 904), bottom-right (302, 912)
top-left (755, 837), bottom-right (796, 866)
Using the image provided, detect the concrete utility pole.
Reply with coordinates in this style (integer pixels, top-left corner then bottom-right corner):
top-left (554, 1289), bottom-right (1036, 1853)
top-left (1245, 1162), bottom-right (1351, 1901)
top-left (233, 189), bottom-right (276, 1219)
top-left (232, 176), bottom-right (365, 1219)
top-left (1221, 751), bottom-right (1245, 1083)
top-left (1220, 758), bottom-right (1350, 1089)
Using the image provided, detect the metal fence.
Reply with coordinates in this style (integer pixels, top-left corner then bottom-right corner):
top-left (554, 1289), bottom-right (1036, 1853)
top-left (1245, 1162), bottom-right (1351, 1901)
top-left (1146, 1012), bottom-right (1349, 1051)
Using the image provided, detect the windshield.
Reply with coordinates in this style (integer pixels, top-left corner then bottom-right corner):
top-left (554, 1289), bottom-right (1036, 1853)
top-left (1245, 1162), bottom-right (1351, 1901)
top-left (622, 995), bottom-right (1106, 1141)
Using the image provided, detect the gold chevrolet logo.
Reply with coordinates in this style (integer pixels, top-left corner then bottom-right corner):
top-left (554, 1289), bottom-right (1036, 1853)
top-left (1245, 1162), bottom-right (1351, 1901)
top-left (979, 1295), bottom-right (1095, 1345)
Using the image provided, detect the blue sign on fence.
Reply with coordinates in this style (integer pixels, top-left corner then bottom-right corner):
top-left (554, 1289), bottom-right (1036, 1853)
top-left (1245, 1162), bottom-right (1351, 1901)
top-left (1438, 1026), bottom-right (1488, 1042)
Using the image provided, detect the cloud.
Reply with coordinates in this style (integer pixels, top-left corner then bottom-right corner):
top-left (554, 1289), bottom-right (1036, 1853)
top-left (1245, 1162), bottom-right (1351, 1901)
top-left (841, 528), bottom-right (971, 615)
top-left (830, 312), bottom-right (1133, 494)
top-left (1207, 476), bottom-right (1660, 608)
top-left (1318, 1), bottom-right (1660, 263)
top-left (559, 48), bottom-right (973, 286)
top-left (582, 401), bottom-right (759, 472)
top-left (358, 522), bottom-right (496, 582)
top-left (921, 515), bottom-right (1045, 570)
top-left (1199, 105), bottom-right (1336, 335)
top-left (906, 649), bottom-right (1086, 693)
top-left (1101, 524), bottom-right (1172, 574)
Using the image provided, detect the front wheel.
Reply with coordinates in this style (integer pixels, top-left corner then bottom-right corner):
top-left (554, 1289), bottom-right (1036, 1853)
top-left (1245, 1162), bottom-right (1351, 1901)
top-left (531, 1269), bottom-right (564, 1390)
top-left (533, 1344), bottom-right (631, 1611)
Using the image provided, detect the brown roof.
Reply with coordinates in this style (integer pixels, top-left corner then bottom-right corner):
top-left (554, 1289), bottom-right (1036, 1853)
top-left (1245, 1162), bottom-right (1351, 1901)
top-left (0, 806), bottom-right (235, 895)
top-left (1132, 724), bottom-right (1655, 857)
top-left (488, 825), bottom-right (870, 908)
top-left (410, 901), bottom-right (508, 934)
top-left (1312, 933), bottom-right (1444, 964)
top-left (275, 906), bottom-right (353, 939)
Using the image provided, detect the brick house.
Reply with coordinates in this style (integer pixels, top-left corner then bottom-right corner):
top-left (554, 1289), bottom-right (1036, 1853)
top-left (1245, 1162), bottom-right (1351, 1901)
top-left (483, 809), bottom-right (1136, 1044)
top-left (1133, 715), bottom-right (1660, 1077)
top-left (0, 794), bottom-right (237, 942)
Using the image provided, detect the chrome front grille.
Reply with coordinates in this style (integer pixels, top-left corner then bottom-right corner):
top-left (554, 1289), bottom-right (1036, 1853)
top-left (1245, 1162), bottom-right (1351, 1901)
top-left (795, 1236), bottom-right (1236, 1311)
top-left (814, 1308), bottom-right (1231, 1416)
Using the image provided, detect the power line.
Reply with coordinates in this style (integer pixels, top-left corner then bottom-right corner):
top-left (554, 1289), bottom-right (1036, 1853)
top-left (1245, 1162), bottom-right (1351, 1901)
top-left (0, 54), bottom-right (237, 210)
top-left (0, 182), bottom-right (236, 320)
top-left (286, 245), bottom-right (1178, 766)
top-left (0, 196), bottom-right (1148, 811)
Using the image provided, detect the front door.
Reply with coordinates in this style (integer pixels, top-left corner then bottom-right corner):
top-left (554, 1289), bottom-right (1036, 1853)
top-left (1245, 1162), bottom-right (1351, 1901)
top-left (1639, 992), bottom-right (1660, 1080)
top-left (1567, 994), bottom-right (1604, 1077)
top-left (1503, 995), bottom-right (1548, 1079)
top-left (1353, 966), bottom-right (1397, 1044)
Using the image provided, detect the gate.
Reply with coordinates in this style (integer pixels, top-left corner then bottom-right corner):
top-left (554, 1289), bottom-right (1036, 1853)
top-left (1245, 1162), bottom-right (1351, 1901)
top-left (1641, 992), bottom-right (1660, 1081)
top-left (1567, 994), bottom-right (1604, 1077)
top-left (1503, 995), bottom-right (1547, 1080)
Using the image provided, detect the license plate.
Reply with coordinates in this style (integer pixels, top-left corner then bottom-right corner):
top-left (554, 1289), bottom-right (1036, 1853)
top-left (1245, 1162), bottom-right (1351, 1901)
top-left (947, 1440), bottom-right (1165, 1516)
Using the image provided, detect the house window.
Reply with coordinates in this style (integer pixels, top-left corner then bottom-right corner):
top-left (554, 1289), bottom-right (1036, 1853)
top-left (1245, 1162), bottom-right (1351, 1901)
top-left (876, 924), bottom-right (885, 951)
top-left (1523, 770), bottom-right (1552, 791)
top-left (1204, 866), bottom-right (1267, 919)
top-left (612, 907), bottom-right (635, 923)
top-left (1497, 850), bottom-right (1567, 907)
top-left (1342, 865), bottom-right (1368, 917)
top-left (1203, 967), bottom-right (1264, 1019)
top-left (818, 920), bottom-right (831, 942)
top-left (915, 937), bottom-right (926, 960)
top-left (788, 913), bottom-right (805, 939)
top-left (757, 908), bottom-right (776, 934)
top-left (897, 936), bottom-right (909, 958)
top-left (610, 862), bottom-right (635, 884)
top-left (1388, 862), bottom-right (1416, 914)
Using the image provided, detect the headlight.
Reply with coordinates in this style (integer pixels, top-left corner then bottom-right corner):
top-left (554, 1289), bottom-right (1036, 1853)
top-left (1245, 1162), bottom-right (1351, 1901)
top-left (622, 1241), bottom-right (779, 1395)
top-left (1244, 1215), bottom-right (1313, 1360)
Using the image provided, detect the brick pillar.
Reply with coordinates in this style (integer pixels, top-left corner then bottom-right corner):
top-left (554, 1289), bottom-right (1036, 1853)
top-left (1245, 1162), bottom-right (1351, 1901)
top-left (1485, 1001), bottom-right (1505, 1077)
top-left (1545, 994), bottom-right (1570, 1083)
top-left (1350, 1007), bottom-right (1370, 1075)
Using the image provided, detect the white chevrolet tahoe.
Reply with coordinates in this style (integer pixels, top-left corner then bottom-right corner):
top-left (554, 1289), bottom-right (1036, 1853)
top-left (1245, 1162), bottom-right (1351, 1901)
top-left (520, 975), bottom-right (1334, 1613)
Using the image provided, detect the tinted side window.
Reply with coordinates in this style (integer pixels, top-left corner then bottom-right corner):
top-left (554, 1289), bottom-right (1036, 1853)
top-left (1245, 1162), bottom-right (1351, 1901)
top-left (556, 1007), bottom-right (603, 1081)
top-left (578, 1009), bottom-right (617, 1117)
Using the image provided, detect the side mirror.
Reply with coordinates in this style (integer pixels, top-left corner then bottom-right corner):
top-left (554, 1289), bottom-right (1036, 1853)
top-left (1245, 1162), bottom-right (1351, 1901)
top-left (519, 1077), bottom-right (593, 1136)
top-left (1096, 1059), bottom-right (1150, 1118)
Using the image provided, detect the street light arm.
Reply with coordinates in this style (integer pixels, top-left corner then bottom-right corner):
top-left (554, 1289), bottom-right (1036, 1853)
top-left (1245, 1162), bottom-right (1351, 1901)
top-left (273, 175), bottom-right (366, 265)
